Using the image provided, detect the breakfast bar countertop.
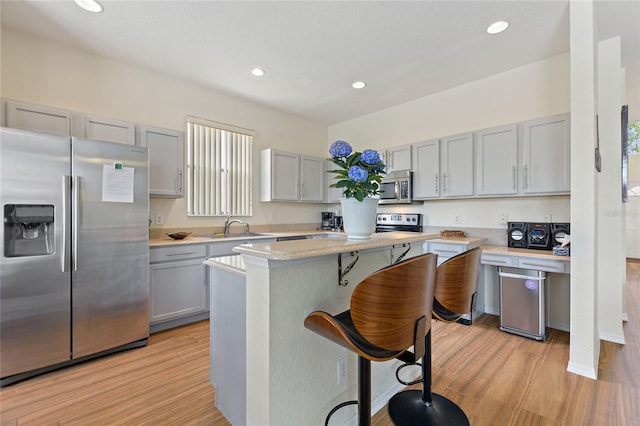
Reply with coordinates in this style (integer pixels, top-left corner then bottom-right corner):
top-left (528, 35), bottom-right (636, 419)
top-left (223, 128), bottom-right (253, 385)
top-left (233, 232), bottom-right (437, 261)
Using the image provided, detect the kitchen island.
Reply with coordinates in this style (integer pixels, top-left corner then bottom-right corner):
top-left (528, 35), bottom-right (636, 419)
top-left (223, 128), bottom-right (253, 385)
top-left (206, 232), bottom-right (433, 425)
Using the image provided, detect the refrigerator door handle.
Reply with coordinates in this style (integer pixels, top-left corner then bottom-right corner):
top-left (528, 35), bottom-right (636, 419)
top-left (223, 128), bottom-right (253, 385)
top-left (62, 175), bottom-right (71, 272)
top-left (72, 175), bottom-right (80, 272)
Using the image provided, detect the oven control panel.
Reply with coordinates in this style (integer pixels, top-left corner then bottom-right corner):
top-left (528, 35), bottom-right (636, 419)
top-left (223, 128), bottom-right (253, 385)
top-left (376, 213), bottom-right (422, 226)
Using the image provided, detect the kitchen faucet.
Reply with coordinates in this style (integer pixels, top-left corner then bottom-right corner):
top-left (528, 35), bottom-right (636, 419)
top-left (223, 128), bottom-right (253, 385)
top-left (224, 216), bottom-right (250, 237)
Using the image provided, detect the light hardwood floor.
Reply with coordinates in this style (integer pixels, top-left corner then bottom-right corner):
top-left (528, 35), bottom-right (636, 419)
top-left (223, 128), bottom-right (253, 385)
top-left (1, 260), bottom-right (638, 425)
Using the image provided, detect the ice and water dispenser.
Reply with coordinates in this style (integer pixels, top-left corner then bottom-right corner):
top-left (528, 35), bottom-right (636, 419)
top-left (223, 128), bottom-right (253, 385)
top-left (3, 205), bottom-right (55, 257)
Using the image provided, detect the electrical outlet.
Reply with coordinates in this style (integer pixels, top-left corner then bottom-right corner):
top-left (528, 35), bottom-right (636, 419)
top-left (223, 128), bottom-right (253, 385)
top-left (454, 214), bottom-right (461, 225)
top-left (543, 214), bottom-right (552, 222)
top-left (499, 213), bottom-right (507, 225)
top-left (155, 214), bottom-right (165, 225)
top-left (337, 356), bottom-right (348, 385)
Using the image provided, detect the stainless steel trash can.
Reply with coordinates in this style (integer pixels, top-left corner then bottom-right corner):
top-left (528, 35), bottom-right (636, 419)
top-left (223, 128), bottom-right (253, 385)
top-left (498, 267), bottom-right (546, 341)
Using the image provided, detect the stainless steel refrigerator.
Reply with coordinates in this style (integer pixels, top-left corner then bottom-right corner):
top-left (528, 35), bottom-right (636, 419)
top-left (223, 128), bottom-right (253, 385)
top-left (1, 127), bottom-right (149, 385)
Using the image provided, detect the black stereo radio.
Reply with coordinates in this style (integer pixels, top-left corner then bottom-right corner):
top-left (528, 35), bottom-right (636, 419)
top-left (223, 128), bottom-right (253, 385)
top-left (507, 222), bottom-right (570, 250)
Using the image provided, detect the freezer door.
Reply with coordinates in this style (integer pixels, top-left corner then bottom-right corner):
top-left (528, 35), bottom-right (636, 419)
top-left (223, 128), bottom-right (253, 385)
top-left (71, 138), bottom-right (149, 359)
top-left (1, 128), bottom-right (72, 379)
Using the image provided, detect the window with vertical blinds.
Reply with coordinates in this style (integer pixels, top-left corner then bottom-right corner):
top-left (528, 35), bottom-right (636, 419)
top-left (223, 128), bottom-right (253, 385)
top-left (186, 116), bottom-right (254, 216)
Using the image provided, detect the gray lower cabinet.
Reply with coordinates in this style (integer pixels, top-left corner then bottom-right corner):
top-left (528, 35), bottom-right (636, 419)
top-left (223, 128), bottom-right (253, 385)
top-left (149, 244), bottom-right (209, 332)
top-left (149, 237), bottom-right (277, 333)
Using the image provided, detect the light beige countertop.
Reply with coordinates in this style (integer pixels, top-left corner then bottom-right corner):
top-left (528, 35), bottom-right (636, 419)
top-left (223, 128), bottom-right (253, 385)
top-left (150, 236), bottom-right (219, 247)
top-left (204, 255), bottom-right (246, 275)
top-left (426, 237), bottom-right (487, 246)
top-left (149, 230), bottom-right (341, 248)
top-left (233, 232), bottom-right (437, 261)
top-left (481, 244), bottom-right (571, 261)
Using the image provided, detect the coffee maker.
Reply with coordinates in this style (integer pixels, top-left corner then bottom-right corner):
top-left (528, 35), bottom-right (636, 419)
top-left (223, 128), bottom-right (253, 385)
top-left (334, 215), bottom-right (343, 231)
top-left (321, 212), bottom-right (335, 230)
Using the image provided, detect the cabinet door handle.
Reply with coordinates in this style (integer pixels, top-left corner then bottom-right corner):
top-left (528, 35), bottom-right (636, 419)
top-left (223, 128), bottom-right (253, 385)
top-left (166, 252), bottom-right (196, 257)
top-left (520, 261), bottom-right (558, 269)
top-left (486, 258), bottom-right (509, 264)
top-left (435, 173), bottom-right (439, 194)
top-left (443, 173), bottom-right (447, 193)
top-left (178, 169), bottom-right (183, 192)
top-left (434, 249), bottom-right (459, 254)
top-left (512, 166), bottom-right (516, 190)
top-left (523, 165), bottom-right (528, 189)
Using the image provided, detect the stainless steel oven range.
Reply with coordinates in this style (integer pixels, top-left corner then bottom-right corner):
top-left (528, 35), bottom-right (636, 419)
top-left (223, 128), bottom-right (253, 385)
top-left (375, 213), bottom-right (423, 233)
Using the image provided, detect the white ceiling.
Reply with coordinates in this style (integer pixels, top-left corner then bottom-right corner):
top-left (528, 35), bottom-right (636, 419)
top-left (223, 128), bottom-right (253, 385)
top-left (1, 0), bottom-right (638, 125)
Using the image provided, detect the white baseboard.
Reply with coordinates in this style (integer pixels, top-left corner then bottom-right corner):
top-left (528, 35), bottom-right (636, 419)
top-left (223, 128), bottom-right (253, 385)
top-left (547, 321), bottom-right (570, 333)
top-left (566, 361), bottom-right (597, 380)
top-left (484, 306), bottom-right (500, 316)
top-left (599, 331), bottom-right (625, 344)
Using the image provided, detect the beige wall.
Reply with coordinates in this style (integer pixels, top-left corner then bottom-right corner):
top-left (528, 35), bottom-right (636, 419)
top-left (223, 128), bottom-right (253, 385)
top-left (329, 53), bottom-right (572, 229)
top-left (1, 27), bottom-right (575, 231)
top-left (0, 28), bottom-right (330, 229)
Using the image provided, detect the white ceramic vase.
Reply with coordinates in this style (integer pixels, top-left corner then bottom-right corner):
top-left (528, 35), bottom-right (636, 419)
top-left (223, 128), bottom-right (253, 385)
top-left (339, 197), bottom-right (379, 239)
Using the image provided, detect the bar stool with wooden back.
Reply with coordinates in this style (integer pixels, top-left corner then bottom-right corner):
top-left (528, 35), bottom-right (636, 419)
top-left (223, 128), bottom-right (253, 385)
top-left (388, 246), bottom-right (482, 425)
top-left (304, 253), bottom-right (438, 426)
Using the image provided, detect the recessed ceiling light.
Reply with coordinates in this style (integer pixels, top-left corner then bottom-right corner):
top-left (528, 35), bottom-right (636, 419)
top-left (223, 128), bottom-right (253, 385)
top-left (74, 0), bottom-right (103, 13)
top-left (487, 21), bottom-right (509, 35)
top-left (251, 67), bottom-right (266, 77)
top-left (352, 81), bottom-right (367, 89)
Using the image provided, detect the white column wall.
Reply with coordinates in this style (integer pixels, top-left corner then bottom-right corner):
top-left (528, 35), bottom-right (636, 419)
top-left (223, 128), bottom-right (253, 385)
top-left (596, 37), bottom-right (625, 344)
top-left (567, 0), bottom-right (599, 379)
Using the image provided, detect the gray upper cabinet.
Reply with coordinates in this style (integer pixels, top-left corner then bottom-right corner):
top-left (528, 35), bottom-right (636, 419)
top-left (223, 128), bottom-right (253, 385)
top-left (441, 133), bottom-right (474, 197)
top-left (4, 100), bottom-right (76, 136)
top-left (383, 144), bottom-right (412, 172)
top-left (300, 155), bottom-right (324, 202)
top-left (83, 115), bottom-right (136, 145)
top-left (476, 124), bottom-right (518, 196)
top-left (326, 159), bottom-right (344, 203)
top-left (412, 139), bottom-right (440, 199)
top-left (138, 125), bottom-right (185, 198)
top-left (260, 148), bottom-right (325, 202)
top-left (521, 113), bottom-right (571, 194)
top-left (261, 149), bottom-right (299, 201)
top-left (412, 134), bottom-right (474, 199)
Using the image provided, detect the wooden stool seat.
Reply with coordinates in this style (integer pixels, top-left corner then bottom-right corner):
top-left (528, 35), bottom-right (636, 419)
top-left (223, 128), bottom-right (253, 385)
top-left (388, 247), bottom-right (482, 426)
top-left (304, 253), bottom-right (438, 426)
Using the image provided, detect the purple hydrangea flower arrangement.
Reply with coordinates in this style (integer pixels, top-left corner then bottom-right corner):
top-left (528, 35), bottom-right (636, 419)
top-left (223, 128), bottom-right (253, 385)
top-left (328, 141), bottom-right (385, 201)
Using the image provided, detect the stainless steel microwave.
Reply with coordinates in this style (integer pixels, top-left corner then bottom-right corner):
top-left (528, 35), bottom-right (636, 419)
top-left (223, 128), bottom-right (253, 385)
top-left (379, 170), bottom-right (414, 204)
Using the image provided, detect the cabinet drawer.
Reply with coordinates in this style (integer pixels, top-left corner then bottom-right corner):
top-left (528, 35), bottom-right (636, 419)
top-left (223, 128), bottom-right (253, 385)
top-left (481, 253), bottom-right (516, 267)
top-left (150, 244), bottom-right (207, 262)
top-left (517, 257), bottom-right (567, 273)
top-left (429, 242), bottom-right (466, 258)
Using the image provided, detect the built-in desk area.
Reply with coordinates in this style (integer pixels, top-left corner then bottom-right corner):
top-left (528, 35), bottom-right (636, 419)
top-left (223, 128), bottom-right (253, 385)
top-left (479, 244), bottom-right (571, 333)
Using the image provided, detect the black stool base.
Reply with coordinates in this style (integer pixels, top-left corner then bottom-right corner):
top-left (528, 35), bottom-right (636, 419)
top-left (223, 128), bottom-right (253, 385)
top-left (388, 390), bottom-right (469, 426)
